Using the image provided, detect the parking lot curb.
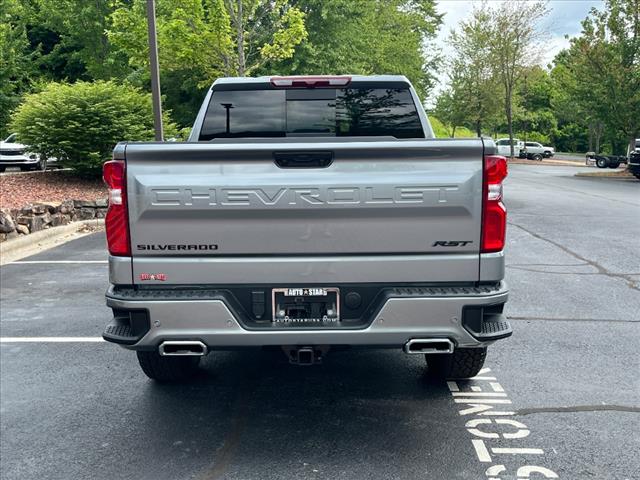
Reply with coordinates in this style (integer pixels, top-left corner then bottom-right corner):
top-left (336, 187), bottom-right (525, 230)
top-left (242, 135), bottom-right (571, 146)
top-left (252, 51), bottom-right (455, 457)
top-left (574, 171), bottom-right (633, 178)
top-left (507, 159), bottom-right (585, 167)
top-left (0, 219), bottom-right (104, 265)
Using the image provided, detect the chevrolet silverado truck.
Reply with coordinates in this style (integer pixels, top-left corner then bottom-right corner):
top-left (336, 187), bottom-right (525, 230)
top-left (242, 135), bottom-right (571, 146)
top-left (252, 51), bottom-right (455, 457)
top-left (102, 75), bottom-right (511, 382)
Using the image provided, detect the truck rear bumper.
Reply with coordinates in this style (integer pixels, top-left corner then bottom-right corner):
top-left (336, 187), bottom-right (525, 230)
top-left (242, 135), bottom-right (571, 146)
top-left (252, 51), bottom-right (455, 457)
top-left (104, 283), bottom-right (510, 350)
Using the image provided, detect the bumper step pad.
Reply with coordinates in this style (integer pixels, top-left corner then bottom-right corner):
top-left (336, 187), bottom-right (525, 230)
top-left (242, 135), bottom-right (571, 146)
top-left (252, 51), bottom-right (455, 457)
top-left (102, 311), bottom-right (150, 345)
top-left (104, 323), bottom-right (137, 342)
top-left (475, 318), bottom-right (512, 340)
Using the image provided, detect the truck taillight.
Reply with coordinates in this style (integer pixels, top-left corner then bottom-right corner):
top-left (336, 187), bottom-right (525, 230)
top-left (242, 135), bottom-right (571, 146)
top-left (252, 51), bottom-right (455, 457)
top-left (103, 160), bottom-right (130, 256)
top-left (481, 155), bottom-right (508, 253)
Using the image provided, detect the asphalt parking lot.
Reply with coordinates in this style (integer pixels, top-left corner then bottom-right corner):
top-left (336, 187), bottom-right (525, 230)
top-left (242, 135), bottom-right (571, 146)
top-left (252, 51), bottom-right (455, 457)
top-left (1, 164), bottom-right (639, 480)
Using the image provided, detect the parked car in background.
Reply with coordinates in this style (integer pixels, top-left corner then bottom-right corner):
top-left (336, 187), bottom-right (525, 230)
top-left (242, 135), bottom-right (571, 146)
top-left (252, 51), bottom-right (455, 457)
top-left (522, 141), bottom-right (554, 159)
top-left (0, 133), bottom-right (54, 172)
top-left (496, 138), bottom-right (524, 157)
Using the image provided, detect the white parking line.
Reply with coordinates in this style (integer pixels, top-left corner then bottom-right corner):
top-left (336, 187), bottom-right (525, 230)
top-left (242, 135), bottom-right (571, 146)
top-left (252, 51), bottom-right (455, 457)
top-left (452, 392), bottom-right (508, 397)
top-left (453, 398), bottom-right (513, 404)
top-left (8, 260), bottom-right (108, 264)
top-left (0, 337), bottom-right (105, 343)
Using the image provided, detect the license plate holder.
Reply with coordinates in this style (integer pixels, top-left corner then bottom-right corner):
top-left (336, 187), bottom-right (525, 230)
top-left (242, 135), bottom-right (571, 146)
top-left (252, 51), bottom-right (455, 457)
top-left (272, 288), bottom-right (340, 323)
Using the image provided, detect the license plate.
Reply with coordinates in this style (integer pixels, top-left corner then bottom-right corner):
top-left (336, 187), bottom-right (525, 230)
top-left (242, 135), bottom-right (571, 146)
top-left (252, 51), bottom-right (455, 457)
top-left (272, 287), bottom-right (340, 323)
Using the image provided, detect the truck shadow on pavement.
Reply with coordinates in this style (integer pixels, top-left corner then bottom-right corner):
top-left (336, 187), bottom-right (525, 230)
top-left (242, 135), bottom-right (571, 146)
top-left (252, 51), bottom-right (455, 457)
top-left (134, 348), bottom-right (460, 479)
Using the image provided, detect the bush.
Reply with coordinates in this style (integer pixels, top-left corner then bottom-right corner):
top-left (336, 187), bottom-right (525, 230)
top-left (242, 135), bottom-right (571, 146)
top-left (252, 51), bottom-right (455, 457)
top-left (10, 81), bottom-right (178, 176)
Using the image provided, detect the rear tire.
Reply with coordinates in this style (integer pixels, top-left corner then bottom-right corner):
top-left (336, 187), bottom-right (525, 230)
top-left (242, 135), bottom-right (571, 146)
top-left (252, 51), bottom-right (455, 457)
top-left (608, 161), bottom-right (620, 169)
top-left (596, 157), bottom-right (608, 168)
top-left (136, 351), bottom-right (201, 382)
top-left (426, 347), bottom-right (487, 379)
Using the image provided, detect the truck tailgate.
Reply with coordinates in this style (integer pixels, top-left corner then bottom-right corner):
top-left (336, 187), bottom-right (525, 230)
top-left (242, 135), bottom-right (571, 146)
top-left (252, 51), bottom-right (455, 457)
top-left (124, 139), bottom-right (485, 284)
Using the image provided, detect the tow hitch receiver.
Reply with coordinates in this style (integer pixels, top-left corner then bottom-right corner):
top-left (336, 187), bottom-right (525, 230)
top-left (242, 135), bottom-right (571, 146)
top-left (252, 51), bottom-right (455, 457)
top-left (283, 346), bottom-right (328, 365)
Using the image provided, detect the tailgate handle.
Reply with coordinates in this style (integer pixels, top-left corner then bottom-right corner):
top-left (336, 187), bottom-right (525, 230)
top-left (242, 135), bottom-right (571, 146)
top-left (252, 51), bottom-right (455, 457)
top-left (273, 151), bottom-right (333, 168)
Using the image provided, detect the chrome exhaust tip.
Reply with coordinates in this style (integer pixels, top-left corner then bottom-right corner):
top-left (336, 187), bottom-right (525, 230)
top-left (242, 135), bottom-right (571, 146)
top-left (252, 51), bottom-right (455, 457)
top-left (159, 341), bottom-right (207, 356)
top-left (403, 338), bottom-right (454, 355)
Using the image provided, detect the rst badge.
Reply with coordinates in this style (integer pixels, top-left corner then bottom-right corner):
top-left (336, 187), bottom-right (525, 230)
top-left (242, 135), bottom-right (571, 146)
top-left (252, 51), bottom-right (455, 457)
top-left (433, 241), bottom-right (473, 247)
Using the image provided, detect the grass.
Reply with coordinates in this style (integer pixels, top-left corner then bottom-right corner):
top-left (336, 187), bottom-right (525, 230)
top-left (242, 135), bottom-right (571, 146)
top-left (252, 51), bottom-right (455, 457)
top-left (429, 117), bottom-right (554, 145)
top-left (429, 117), bottom-right (476, 138)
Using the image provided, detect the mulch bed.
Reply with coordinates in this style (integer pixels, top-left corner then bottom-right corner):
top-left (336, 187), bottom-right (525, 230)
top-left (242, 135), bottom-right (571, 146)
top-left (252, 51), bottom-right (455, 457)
top-left (0, 171), bottom-right (107, 209)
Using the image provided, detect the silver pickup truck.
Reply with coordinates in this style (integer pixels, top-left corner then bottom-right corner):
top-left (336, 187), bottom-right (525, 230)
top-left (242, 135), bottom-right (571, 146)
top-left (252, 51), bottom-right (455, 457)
top-left (102, 75), bottom-right (511, 381)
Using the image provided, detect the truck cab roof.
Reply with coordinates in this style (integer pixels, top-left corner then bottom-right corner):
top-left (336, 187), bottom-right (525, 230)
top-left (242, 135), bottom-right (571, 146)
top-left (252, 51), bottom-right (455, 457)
top-left (211, 75), bottom-right (411, 89)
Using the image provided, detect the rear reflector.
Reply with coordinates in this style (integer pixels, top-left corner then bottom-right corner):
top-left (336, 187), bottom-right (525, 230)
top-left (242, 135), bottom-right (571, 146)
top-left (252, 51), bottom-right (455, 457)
top-left (270, 76), bottom-right (352, 88)
top-left (103, 160), bottom-right (130, 256)
top-left (481, 155), bottom-right (508, 253)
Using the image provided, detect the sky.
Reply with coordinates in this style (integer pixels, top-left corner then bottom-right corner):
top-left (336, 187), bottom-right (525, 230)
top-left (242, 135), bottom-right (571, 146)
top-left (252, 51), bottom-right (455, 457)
top-left (430, 0), bottom-right (605, 99)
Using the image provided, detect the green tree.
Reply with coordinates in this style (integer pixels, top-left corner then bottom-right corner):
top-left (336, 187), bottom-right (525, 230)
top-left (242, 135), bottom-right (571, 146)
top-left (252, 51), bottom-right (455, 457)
top-left (549, 50), bottom-right (592, 152)
top-left (0, 0), bottom-right (35, 137)
top-left (108, 0), bottom-right (307, 81)
top-left (107, 0), bottom-right (307, 126)
top-left (3, 0), bottom-right (128, 84)
top-left (433, 89), bottom-right (467, 137)
top-left (10, 81), bottom-right (177, 176)
top-left (269, 0), bottom-right (442, 99)
top-left (513, 66), bottom-right (557, 144)
top-left (25, 0), bottom-right (126, 80)
top-left (444, 7), bottom-right (501, 137)
top-left (488, 0), bottom-right (548, 157)
top-left (553, 0), bottom-right (639, 154)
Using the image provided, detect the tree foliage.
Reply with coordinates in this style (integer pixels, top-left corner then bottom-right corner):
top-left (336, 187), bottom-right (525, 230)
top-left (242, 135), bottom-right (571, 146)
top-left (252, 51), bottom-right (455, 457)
top-left (552, 0), bottom-right (639, 153)
top-left (108, 0), bottom-right (307, 81)
top-left (270, 0), bottom-right (442, 99)
top-left (105, 0), bottom-right (309, 125)
top-left (23, 0), bottom-right (125, 80)
top-left (512, 66), bottom-right (557, 143)
top-left (3, 0), bottom-right (443, 133)
top-left (0, 0), bottom-right (34, 137)
top-left (10, 81), bottom-right (177, 175)
top-left (433, 1), bottom-right (547, 147)
top-left (488, 0), bottom-right (548, 156)
top-left (445, 7), bottom-right (501, 137)
top-left (433, 0), bottom-right (638, 155)
top-left (433, 89), bottom-right (466, 137)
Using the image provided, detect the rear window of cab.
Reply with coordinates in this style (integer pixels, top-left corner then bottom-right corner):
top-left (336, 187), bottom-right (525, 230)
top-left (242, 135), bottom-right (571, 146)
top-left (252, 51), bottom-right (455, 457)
top-left (199, 87), bottom-right (424, 140)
